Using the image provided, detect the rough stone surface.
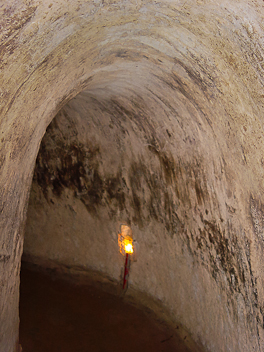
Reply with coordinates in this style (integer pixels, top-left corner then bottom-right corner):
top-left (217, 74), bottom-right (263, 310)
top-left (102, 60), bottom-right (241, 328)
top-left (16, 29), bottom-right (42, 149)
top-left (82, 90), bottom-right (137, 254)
top-left (2, 0), bottom-right (264, 351)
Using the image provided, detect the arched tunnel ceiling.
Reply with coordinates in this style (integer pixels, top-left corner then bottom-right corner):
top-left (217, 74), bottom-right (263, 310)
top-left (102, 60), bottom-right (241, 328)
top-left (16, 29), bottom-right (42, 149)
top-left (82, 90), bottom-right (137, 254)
top-left (2, 1), bottom-right (264, 352)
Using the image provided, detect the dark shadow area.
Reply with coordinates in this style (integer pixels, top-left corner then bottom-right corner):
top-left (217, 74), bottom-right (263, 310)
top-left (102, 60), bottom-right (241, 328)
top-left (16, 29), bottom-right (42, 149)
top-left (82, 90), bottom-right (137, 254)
top-left (19, 261), bottom-right (193, 352)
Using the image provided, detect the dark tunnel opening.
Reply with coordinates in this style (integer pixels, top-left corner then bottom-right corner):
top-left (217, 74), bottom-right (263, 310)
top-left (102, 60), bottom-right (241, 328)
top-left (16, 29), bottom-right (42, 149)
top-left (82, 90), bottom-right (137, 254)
top-left (19, 261), bottom-right (197, 352)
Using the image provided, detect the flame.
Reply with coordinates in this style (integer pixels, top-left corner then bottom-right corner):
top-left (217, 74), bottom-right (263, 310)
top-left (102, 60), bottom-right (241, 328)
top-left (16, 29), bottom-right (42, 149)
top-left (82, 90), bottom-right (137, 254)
top-left (118, 226), bottom-right (134, 255)
top-left (124, 240), bottom-right (133, 254)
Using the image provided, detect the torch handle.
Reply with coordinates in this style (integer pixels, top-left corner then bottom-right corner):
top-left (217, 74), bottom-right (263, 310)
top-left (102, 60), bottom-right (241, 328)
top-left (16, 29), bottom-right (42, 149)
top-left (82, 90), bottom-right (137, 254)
top-left (122, 253), bottom-right (130, 291)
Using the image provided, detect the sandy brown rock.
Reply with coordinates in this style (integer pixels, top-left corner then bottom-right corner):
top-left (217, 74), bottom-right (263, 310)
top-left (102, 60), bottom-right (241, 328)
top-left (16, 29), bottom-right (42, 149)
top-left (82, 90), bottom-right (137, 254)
top-left (1, 1), bottom-right (264, 351)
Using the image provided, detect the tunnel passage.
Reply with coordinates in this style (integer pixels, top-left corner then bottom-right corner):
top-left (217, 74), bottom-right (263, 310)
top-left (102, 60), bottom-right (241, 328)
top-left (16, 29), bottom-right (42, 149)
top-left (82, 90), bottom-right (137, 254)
top-left (22, 50), bottom-right (260, 352)
top-left (2, 1), bottom-right (264, 352)
top-left (21, 83), bottom-right (213, 352)
top-left (24, 82), bottom-right (219, 278)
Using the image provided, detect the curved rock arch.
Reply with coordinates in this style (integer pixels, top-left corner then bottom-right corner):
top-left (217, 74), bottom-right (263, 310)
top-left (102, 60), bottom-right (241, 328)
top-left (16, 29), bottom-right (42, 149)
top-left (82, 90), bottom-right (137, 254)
top-left (1, 1), bottom-right (264, 351)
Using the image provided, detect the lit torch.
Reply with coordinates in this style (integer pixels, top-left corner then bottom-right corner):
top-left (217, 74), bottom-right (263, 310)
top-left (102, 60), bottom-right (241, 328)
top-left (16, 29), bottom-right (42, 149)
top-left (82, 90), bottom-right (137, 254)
top-left (118, 225), bottom-right (136, 293)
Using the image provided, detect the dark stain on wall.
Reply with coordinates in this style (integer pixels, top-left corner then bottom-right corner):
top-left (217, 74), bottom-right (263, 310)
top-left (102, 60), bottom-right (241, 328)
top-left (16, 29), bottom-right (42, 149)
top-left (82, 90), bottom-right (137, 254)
top-left (0, 254), bottom-right (11, 263)
top-left (198, 219), bottom-right (243, 290)
top-left (186, 208), bottom-right (263, 339)
top-left (33, 137), bottom-right (181, 234)
top-left (250, 196), bottom-right (264, 244)
top-left (33, 109), bottom-right (213, 240)
top-left (33, 112), bottom-right (196, 236)
top-left (249, 196), bottom-right (264, 336)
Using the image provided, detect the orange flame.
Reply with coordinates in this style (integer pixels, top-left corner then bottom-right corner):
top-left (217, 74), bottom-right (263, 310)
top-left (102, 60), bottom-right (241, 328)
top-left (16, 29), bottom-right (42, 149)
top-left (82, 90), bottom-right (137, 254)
top-left (118, 227), bottom-right (134, 255)
top-left (124, 240), bottom-right (133, 254)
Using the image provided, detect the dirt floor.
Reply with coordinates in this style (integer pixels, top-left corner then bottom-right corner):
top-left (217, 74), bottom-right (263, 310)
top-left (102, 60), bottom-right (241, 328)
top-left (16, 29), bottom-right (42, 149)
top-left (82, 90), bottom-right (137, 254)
top-left (19, 262), bottom-right (195, 352)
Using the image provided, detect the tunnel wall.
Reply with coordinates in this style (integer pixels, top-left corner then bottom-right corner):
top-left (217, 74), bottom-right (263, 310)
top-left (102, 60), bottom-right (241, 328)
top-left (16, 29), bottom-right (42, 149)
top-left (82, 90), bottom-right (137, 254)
top-left (1, 1), bottom-right (264, 351)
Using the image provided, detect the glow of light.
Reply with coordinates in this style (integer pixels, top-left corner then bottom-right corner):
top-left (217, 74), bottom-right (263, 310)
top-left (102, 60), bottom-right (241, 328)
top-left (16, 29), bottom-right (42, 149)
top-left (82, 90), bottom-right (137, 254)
top-left (124, 240), bottom-right (133, 254)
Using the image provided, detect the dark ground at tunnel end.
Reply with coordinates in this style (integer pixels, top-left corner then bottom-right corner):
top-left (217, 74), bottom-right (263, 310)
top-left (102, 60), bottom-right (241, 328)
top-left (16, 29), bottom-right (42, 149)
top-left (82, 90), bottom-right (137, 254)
top-left (19, 260), bottom-right (201, 352)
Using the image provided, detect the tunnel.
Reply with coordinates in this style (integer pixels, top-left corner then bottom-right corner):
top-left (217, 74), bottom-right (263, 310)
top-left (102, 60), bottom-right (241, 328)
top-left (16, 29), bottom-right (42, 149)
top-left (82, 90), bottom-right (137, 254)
top-left (1, 1), bottom-right (264, 351)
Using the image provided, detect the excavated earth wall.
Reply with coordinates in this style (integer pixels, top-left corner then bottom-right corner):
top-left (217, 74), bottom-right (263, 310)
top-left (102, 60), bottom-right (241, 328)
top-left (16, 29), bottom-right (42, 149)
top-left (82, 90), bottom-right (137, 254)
top-left (1, 1), bottom-right (264, 351)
